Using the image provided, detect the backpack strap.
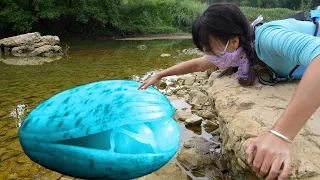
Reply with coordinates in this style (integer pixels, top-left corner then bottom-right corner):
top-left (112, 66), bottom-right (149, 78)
top-left (314, 21), bottom-right (320, 36)
top-left (257, 66), bottom-right (294, 86)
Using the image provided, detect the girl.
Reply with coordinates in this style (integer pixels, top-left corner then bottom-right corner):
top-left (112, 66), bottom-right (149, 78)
top-left (138, 3), bottom-right (320, 180)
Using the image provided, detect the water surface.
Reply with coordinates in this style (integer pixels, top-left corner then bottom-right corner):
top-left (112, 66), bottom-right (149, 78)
top-left (0, 39), bottom-right (208, 179)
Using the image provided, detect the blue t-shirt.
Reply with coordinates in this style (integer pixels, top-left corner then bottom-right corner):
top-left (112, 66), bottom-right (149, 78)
top-left (255, 18), bottom-right (320, 77)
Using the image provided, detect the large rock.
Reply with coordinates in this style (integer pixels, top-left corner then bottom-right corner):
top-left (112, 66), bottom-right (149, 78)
top-left (177, 137), bottom-right (233, 179)
top-left (208, 71), bottom-right (320, 179)
top-left (0, 32), bottom-right (41, 47)
top-left (172, 110), bottom-right (192, 122)
top-left (0, 32), bottom-right (63, 58)
top-left (30, 45), bottom-right (62, 56)
top-left (40, 35), bottom-right (60, 46)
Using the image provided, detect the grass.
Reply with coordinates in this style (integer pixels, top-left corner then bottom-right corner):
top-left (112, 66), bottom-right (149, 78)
top-left (240, 6), bottom-right (300, 22)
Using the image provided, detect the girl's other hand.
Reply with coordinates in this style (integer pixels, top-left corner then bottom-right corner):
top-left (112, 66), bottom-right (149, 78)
top-left (138, 74), bottom-right (162, 90)
top-left (246, 132), bottom-right (292, 180)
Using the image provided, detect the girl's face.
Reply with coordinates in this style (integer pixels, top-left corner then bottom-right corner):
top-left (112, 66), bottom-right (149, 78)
top-left (205, 36), bottom-right (239, 56)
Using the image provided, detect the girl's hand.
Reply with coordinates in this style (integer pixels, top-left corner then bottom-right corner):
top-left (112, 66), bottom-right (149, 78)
top-left (138, 74), bottom-right (162, 90)
top-left (246, 132), bottom-right (292, 180)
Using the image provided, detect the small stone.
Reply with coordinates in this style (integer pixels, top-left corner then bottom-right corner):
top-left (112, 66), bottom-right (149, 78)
top-left (183, 141), bottom-right (195, 148)
top-left (18, 170), bottom-right (31, 177)
top-left (204, 120), bottom-right (219, 132)
top-left (176, 90), bottom-right (186, 97)
top-left (184, 76), bottom-right (196, 86)
top-left (185, 116), bottom-right (203, 126)
top-left (18, 155), bottom-right (31, 163)
top-left (197, 110), bottom-right (215, 119)
top-left (7, 173), bottom-right (18, 180)
top-left (190, 91), bottom-right (208, 106)
top-left (45, 171), bottom-right (63, 179)
top-left (60, 176), bottom-right (75, 180)
top-left (172, 110), bottom-right (192, 122)
top-left (155, 80), bottom-right (167, 89)
top-left (160, 53), bottom-right (171, 57)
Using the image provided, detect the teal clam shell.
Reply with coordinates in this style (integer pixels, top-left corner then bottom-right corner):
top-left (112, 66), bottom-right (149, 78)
top-left (19, 80), bottom-right (180, 180)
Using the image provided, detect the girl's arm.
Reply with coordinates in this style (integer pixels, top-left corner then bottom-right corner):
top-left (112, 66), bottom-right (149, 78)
top-left (157, 56), bottom-right (215, 77)
top-left (138, 56), bottom-right (215, 89)
top-left (247, 55), bottom-right (320, 180)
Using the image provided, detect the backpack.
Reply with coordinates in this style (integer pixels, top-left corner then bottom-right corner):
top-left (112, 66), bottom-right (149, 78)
top-left (257, 6), bottom-right (320, 86)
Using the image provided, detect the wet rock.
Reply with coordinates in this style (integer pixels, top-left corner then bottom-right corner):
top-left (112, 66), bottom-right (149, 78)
top-left (176, 89), bottom-right (187, 97)
top-left (190, 91), bottom-right (208, 106)
top-left (177, 137), bottom-right (215, 171)
top-left (137, 45), bottom-right (147, 50)
top-left (137, 162), bottom-right (188, 180)
top-left (189, 90), bottom-right (199, 99)
top-left (184, 76), bottom-right (196, 86)
top-left (45, 171), bottom-right (63, 179)
top-left (30, 45), bottom-right (62, 56)
top-left (12, 46), bottom-right (34, 56)
top-left (40, 35), bottom-right (60, 46)
top-left (172, 110), bottom-right (192, 122)
top-left (185, 116), bottom-right (203, 126)
top-left (197, 110), bottom-right (215, 119)
top-left (204, 120), bottom-right (219, 132)
top-left (155, 80), bottom-right (167, 89)
top-left (0, 32), bottom-right (63, 58)
top-left (0, 32), bottom-right (41, 47)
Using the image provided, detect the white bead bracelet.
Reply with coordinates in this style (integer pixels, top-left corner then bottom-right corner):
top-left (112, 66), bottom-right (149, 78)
top-left (269, 130), bottom-right (293, 143)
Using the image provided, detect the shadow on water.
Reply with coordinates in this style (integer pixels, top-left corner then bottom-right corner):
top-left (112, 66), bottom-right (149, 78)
top-left (0, 39), bottom-right (212, 179)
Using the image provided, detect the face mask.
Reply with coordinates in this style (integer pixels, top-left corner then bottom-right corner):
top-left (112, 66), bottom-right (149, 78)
top-left (204, 15), bottom-right (263, 80)
top-left (205, 41), bottom-right (250, 79)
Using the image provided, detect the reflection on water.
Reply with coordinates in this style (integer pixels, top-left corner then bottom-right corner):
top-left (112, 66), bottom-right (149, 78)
top-left (0, 39), bottom-right (205, 179)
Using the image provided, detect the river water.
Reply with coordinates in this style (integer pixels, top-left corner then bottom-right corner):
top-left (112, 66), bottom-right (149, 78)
top-left (0, 39), bottom-right (213, 180)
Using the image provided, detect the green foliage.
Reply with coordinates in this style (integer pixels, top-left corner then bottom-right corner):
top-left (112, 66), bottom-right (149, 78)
top-left (300, 0), bottom-right (314, 10)
top-left (117, 0), bottom-right (206, 34)
top-left (0, 0), bottom-right (317, 38)
top-left (240, 6), bottom-right (298, 22)
top-left (0, 0), bottom-right (37, 33)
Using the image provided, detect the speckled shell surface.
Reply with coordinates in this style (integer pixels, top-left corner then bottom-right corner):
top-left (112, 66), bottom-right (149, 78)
top-left (19, 80), bottom-right (180, 179)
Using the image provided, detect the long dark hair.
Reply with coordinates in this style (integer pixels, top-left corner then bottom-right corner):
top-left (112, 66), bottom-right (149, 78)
top-left (192, 3), bottom-right (257, 86)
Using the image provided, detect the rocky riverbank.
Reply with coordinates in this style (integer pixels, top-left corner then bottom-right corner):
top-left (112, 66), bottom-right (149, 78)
top-left (140, 69), bottom-right (320, 180)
